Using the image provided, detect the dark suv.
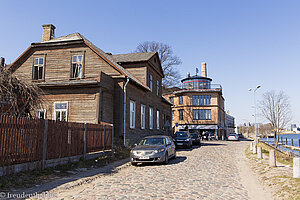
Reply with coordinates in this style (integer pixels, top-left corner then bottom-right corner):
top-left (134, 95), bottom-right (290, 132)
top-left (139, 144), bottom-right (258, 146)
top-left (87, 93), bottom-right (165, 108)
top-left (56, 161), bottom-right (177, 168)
top-left (173, 131), bottom-right (192, 149)
top-left (190, 133), bottom-right (201, 145)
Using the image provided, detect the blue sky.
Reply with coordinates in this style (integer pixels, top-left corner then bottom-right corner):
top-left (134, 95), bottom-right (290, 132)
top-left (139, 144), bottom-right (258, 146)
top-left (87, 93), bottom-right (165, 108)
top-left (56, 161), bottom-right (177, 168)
top-left (1, 0), bottom-right (300, 126)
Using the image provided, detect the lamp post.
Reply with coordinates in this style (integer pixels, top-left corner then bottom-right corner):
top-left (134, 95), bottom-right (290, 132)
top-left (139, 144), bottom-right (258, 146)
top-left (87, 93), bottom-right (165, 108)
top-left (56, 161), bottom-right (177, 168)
top-left (248, 85), bottom-right (261, 140)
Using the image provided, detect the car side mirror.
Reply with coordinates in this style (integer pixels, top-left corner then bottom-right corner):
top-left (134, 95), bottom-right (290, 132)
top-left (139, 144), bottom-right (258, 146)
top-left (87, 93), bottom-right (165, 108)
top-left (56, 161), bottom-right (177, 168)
top-left (134, 144), bottom-right (137, 147)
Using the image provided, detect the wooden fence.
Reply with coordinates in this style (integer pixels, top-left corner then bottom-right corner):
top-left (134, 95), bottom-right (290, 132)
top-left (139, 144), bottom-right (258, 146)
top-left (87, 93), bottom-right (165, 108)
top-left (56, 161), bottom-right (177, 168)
top-left (0, 115), bottom-right (113, 167)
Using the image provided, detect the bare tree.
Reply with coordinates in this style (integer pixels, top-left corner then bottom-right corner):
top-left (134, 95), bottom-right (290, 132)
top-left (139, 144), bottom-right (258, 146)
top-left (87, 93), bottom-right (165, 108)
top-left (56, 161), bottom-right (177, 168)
top-left (260, 91), bottom-right (292, 147)
top-left (135, 41), bottom-right (182, 89)
top-left (0, 68), bottom-right (43, 117)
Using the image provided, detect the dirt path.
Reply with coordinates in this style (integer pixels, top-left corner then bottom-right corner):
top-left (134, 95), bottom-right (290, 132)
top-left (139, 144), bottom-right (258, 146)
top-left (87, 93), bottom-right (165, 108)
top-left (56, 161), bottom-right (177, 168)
top-left (237, 142), bottom-right (273, 200)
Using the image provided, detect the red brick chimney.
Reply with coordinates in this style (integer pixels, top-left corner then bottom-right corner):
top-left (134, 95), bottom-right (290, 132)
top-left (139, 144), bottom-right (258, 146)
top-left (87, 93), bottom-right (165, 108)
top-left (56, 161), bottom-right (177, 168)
top-left (201, 62), bottom-right (207, 77)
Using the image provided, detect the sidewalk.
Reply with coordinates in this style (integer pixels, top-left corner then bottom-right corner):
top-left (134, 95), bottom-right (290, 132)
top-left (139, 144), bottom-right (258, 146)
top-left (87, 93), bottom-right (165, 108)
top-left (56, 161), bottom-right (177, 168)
top-left (245, 144), bottom-right (300, 200)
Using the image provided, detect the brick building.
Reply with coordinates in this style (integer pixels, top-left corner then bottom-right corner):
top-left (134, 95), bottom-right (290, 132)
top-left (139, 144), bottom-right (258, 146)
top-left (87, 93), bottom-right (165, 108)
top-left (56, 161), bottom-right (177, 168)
top-left (163, 63), bottom-right (227, 139)
top-left (9, 24), bottom-right (171, 146)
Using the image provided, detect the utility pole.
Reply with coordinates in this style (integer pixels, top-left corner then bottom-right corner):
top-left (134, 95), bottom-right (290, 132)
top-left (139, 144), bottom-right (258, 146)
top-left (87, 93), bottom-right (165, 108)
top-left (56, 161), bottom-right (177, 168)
top-left (249, 85), bottom-right (261, 140)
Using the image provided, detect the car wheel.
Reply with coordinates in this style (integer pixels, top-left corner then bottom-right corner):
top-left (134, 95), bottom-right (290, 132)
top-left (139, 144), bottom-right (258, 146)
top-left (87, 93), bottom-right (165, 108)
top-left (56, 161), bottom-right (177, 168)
top-left (131, 162), bottom-right (137, 166)
top-left (164, 153), bottom-right (169, 164)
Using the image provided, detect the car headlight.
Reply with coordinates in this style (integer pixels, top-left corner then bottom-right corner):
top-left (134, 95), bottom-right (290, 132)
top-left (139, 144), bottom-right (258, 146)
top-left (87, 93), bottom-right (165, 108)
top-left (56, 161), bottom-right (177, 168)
top-left (185, 139), bottom-right (190, 141)
top-left (154, 149), bottom-right (165, 153)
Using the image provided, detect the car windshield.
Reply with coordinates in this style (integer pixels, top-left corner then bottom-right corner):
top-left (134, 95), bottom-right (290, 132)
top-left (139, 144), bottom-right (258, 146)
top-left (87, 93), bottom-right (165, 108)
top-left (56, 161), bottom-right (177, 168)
top-left (138, 138), bottom-right (165, 146)
top-left (229, 134), bottom-right (236, 136)
top-left (191, 134), bottom-right (198, 138)
top-left (175, 132), bottom-right (188, 137)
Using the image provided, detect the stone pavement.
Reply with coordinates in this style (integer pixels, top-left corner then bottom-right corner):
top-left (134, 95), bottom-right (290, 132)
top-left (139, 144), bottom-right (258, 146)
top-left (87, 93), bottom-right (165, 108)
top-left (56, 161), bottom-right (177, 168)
top-left (34, 140), bottom-right (273, 200)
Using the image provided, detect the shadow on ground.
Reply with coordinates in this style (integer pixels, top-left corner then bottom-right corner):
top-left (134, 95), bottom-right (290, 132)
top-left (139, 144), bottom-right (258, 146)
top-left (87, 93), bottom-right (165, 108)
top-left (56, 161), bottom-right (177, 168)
top-left (240, 138), bottom-right (253, 141)
top-left (176, 144), bottom-right (202, 151)
top-left (200, 142), bottom-right (227, 146)
top-left (135, 156), bottom-right (187, 167)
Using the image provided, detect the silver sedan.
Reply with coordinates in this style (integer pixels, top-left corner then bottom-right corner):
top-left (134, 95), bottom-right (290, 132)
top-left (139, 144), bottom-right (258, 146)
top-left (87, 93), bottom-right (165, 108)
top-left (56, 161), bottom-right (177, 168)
top-left (130, 135), bottom-right (176, 166)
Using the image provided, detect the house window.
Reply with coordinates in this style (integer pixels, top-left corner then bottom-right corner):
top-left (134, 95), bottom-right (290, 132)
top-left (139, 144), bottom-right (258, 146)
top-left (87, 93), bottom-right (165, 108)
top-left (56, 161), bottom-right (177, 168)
top-left (157, 110), bottom-right (160, 130)
top-left (150, 74), bottom-right (153, 92)
top-left (149, 107), bottom-right (153, 129)
top-left (192, 95), bottom-right (211, 105)
top-left (37, 109), bottom-right (46, 119)
top-left (156, 80), bottom-right (159, 96)
top-left (54, 102), bottom-right (68, 121)
top-left (193, 109), bottom-right (211, 120)
top-left (32, 57), bottom-right (44, 80)
top-left (179, 109), bottom-right (184, 121)
top-left (169, 97), bottom-right (174, 104)
top-left (141, 104), bottom-right (146, 129)
top-left (179, 96), bottom-right (183, 104)
top-left (130, 100), bottom-right (136, 129)
top-left (171, 110), bottom-right (174, 121)
top-left (71, 55), bottom-right (84, 78)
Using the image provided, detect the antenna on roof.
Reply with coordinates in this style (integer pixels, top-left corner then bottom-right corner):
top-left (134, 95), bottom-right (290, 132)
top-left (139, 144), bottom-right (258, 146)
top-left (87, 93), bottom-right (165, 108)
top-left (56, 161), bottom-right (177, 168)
top-left (196, 68), bottom-right (199, 75)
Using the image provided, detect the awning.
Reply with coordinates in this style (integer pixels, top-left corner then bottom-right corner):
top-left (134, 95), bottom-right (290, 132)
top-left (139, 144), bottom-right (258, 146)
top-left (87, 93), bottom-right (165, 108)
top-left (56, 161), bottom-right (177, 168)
top-left (178, 125), bottom-right (218, 130)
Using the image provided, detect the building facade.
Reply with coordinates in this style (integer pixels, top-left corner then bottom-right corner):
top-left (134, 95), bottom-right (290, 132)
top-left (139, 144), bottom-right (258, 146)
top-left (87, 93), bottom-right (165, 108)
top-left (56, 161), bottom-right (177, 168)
top-left (225, 113), bottom-right (235, 134)
top-left (9, 24), bottom-right (171, 146)
top-left (163, 63), bottom-right (227, 139)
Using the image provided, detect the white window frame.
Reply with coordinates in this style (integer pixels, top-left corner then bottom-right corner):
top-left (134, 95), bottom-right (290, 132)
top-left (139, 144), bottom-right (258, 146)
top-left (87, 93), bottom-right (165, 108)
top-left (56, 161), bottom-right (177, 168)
top-left (53, 102), bottom-right (68, 121)
top-left (141, 104), bottom-right (146, 129)
top-left (150, 74), bottom-right (153, 92)
top-left (33, 57), bottom-right (44, 80)
top-left (157, 110), bottom-right (160, 130)
top-left (149, 107), bottom-right (153, 130)
top-left (130, 100), bottom-right (136, 129)
top-left (37, 109), bottom-right (46, 119)
top-left (71, 55), bottom-right (84, 78)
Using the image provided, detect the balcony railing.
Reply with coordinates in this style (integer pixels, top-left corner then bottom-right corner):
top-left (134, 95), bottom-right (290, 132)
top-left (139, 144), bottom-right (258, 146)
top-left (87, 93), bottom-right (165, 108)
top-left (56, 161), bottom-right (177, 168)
top-left (174, 84), bottom-right (222, 93)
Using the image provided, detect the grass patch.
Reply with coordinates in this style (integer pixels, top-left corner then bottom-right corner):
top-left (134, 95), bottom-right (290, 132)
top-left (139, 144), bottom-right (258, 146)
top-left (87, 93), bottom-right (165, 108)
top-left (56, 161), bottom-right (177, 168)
top-left (0, 146), bottom-right (130, 191)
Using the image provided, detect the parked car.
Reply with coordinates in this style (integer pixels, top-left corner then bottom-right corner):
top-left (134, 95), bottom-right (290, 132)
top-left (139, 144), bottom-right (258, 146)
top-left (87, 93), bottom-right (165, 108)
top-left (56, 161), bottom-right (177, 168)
top-left (190, 133), bottom-right (201, 145)
top-left (173, 131), bottom-right (192, 149)
top-left (130, 135), bottom-right (176, 166)
top-left (228, 133), bottom-right (239, 141)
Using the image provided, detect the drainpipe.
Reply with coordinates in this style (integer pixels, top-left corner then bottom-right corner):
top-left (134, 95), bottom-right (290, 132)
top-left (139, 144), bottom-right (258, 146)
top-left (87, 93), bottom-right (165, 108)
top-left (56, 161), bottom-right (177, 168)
top-left (123, 77), bottom-right (130, 147)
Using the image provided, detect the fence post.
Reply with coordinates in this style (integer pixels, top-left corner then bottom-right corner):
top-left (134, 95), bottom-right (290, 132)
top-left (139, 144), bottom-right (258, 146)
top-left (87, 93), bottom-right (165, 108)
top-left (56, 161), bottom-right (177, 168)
top-left (252, 142), bottom-right (257, 154)
top-left (286, 138), bottom-right (288, 145)
top-left (299, 139), bottom-right (300, 147)
top-left (84, 123), bottom-right (87, 160)
top-left (293, 157), bottom-right (300, 178)
top-left (291, 139), bottom-right (294, 147)
top-left (42, 119), bottom-right (48, 170)
top-left (269, 150), bottom-right (276, 167)
top-left (112, 125), bottom-right (114, 154)
top-left (103, 124), bottom-right (106, 152)
top-left (257, 146), bottom-right (263, 159)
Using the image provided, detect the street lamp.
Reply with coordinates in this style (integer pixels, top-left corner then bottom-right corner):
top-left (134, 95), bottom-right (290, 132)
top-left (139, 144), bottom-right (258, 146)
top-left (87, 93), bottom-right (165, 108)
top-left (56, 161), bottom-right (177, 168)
top-left (248, 85), bottom-right (261, 140)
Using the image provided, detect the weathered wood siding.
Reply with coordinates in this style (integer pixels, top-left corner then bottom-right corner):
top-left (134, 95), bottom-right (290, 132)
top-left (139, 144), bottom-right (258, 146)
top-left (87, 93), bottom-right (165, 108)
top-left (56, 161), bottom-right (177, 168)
top-left (14, 44), bottom-right (122, 82)
top-left (118, 63), bottom-right (147, 85)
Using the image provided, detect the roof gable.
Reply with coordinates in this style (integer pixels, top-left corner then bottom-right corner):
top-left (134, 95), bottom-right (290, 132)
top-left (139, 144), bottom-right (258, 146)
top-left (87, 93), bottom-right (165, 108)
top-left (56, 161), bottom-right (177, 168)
top-left (8, 33), bottom-right (150, 91)
top-left (112, 52), bottom-right (164, 78)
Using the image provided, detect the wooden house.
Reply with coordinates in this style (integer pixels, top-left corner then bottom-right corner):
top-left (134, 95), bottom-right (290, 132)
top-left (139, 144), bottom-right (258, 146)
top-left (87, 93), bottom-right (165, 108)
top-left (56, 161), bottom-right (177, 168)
top-left (9, 24), bottom-right (172, 145)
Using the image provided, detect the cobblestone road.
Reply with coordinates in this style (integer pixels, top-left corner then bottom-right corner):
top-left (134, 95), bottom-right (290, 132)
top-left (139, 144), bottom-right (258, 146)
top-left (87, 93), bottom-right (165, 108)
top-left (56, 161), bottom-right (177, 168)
top-left (47, 140), bottom-right (271, 200)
